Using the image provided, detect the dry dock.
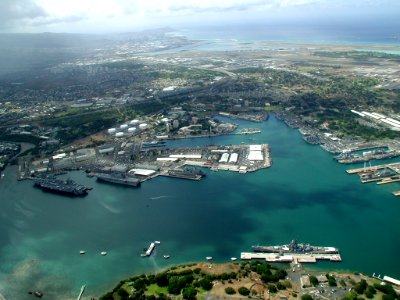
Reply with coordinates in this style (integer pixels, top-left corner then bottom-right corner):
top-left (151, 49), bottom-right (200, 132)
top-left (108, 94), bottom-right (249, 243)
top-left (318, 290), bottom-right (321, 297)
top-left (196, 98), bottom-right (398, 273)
top-left (240, 252), bottom-right (342, 263)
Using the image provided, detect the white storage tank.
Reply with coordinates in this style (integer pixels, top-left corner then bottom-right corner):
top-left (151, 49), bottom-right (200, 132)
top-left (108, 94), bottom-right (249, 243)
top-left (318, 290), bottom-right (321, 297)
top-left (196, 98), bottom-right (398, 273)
top-left (115, 132), bottom-right (124, 138)
top-left (120, 124), bottom-right (128, 130)
top-left (107, 128), bottom-right (116, 134)
top-left (130, 119), bottom-right (140, 125)
top-left (139, 123), bottom-right (148, 130)
top-left (128, 127), bottom-right (137, 133)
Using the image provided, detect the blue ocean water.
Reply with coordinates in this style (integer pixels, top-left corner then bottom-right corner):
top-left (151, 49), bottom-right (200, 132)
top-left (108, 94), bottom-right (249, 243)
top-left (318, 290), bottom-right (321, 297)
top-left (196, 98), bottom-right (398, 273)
top-left (1, 115), bottom-right (400, 299)
top-left (167, 25), bottom-right (400, 52)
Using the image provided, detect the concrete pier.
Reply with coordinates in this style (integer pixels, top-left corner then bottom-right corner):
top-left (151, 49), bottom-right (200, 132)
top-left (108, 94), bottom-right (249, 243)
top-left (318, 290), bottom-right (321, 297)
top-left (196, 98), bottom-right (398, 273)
top-left (77, 285), bottom-right (86, 300)
top-left (240, 252), bottom-right (342, 263)
top-left (346, 162), bottom-right (400, 174)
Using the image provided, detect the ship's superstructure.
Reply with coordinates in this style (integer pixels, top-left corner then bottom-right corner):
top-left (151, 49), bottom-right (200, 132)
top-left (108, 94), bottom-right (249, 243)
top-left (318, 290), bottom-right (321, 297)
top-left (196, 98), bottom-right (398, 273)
top-left (252, 240), bottom-right (339, 254)
top-left (167, 168), bottom-right (206, 180)
top-left (95, 172), bottom-right (141, 187)
top-left (33, 177), bottom-right (90, 196)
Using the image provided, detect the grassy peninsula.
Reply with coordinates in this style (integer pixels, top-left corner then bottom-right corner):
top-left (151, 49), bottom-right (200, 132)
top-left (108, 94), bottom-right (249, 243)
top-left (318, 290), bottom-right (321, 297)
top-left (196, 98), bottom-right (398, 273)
top-left (99, 261), bottom-right (399, 300)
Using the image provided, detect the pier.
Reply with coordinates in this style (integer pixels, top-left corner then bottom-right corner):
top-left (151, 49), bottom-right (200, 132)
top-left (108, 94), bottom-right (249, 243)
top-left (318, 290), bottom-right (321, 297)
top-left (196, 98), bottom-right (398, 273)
top-left (240, 252), bottom-right (342, 263)
top-left (347, 162), bottom-right (400, 195)
top-left (346, 162), bottom-right (400, 174)
top-left (145, 243), bottom-right (156, 256)
top-left (376, 176), bottom-right (400, 185)
top-left (77, 285), bottom-right (86, 300)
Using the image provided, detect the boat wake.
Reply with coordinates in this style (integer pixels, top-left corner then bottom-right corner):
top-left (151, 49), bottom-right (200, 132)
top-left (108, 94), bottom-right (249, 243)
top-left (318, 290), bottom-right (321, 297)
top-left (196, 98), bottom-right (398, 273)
top-left (100, 202), bottom-right (121, 214)
top-left (150, 195), bottom-right (170, 200)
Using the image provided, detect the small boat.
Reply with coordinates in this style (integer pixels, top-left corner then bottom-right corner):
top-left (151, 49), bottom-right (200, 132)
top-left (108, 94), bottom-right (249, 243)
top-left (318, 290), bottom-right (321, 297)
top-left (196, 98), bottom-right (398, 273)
top-left (155, 241), bottom-right (161, 245)
top-left (206, 256), bottom-right (213, 261)
top-left (230, 257), bottom-right (237, 261)
top-left (163, 255), bottom-right (170, 259)
top-left (140, 253), bottom-right (147, 257)
top-left (28, 291), bottom-right (43, 298)
top-left (100, 251), bottom-right (107, 256)
top-left (80, 250), bottom-right (86, 255)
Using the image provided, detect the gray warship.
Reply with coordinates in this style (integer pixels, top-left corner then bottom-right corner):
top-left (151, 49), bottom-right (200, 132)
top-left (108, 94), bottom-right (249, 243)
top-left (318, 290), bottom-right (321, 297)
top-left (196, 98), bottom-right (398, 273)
top-left (33, 177), bottom-right (90, 196)
top-left (167, 168), bottom-right (206, 180)
top-left (96, 172), bottom-right (141, 187)
top-left (252, 240), bottom-right (339, 254)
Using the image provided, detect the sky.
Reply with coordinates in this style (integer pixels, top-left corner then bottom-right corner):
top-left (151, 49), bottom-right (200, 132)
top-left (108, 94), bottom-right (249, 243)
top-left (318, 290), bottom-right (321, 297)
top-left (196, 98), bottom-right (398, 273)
top-left (0, 0), bottom-right (399, 34)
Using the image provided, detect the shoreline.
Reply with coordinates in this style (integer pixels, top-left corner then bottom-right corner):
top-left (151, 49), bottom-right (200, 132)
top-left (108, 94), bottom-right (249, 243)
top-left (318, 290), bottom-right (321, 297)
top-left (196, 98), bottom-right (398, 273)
top-left (99, 260), bottom-right (400, 300)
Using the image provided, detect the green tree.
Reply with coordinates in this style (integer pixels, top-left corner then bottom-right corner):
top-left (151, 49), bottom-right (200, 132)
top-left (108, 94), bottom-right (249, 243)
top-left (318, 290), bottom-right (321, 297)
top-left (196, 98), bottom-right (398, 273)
top-left (155, 273), bottom-right (169, 287)
top-left (182, 286), bottom-right (197, 300)
top-left (268, 284), bottom-right (278, 293)
top-left (224, 287), bottom-right (236, 295)
top-left (309, 276), bottom-right (319, 287)
top-left (354, 279), bottom-right (367, 294)
top-left (168, 277), bottom-right (183, 295)
top-left (238, 287), bottom-right (250, 296)
top-left (117, 288), bottom-right (129, 300)
top-left (199, 277), bottom-right (213, 291)
top-left (301, 294), bottom-right (313, 300)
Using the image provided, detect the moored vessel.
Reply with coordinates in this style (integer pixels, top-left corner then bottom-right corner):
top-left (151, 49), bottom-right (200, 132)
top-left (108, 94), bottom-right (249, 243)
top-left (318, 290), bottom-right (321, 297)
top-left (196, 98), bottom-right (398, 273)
top-left (167, 168), bottom-right (206, 180)
top-left (33, 177), bottom-right (90, 196)
top-left (95, 172), bottom-right (141, 187)
top-left (252, 240), bottom-right (339, 254)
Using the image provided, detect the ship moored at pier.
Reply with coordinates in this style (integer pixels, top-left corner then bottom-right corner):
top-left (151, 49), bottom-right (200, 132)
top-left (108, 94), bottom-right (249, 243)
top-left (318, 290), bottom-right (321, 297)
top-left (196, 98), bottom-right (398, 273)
top-left (242, 240), bottom-right (341, 263)
top-left (165, 168), bottom-right (206, 180)
top-left (95, 172), bottom-right (141, 187)
top-left (252, 240), bottom-right (339, 254)
top-left (33, 177), bottom-right (90, 196)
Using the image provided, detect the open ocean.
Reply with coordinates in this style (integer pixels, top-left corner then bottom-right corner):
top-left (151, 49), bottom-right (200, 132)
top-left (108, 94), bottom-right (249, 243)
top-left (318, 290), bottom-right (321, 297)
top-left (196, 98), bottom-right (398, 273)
top-left (1, 115), bottom-right (400, 299)
top-left (173, 25), bottom-right (400, 45)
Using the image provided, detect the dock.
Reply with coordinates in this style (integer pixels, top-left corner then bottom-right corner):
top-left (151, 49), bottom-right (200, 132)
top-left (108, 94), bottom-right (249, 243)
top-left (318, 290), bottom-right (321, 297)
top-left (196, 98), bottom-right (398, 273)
top-left (376, 176), bottom-right (400, 185)
top-left (240, 252), bottom-right (342, 263)
top-left (145, 243), bottom-right (156, 256)
top-left (77, 285), bottom-right (86, 300)
top-left (346, 162), bottom-right (400, 174)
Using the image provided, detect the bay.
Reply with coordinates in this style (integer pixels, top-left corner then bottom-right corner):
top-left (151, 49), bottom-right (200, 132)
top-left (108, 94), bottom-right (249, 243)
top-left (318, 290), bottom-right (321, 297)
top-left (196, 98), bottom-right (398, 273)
top-left (0, 114), bottom-right (399, 299)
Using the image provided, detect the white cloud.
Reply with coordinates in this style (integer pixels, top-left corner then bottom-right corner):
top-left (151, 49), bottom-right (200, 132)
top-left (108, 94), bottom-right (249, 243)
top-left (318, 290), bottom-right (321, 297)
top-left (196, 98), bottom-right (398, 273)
top-left (1, 0), bottom-right (399, 33)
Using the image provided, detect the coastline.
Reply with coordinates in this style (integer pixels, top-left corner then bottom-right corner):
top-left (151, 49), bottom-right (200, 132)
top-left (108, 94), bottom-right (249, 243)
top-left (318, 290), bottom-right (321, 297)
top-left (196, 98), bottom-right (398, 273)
top-left (100, 260), bottom-right (399, 300)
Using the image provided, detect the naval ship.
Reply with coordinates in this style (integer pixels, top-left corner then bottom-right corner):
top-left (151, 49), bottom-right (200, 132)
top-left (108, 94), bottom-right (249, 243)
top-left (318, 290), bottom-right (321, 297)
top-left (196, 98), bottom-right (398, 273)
top-left (33, 177), bottom-right (90, 196)
top-left (167, 168), bottom-right (206, 180)
top-left (96, 172), bottom-right (141, 187)
top-left (252, 240), bottom-right (339, 254)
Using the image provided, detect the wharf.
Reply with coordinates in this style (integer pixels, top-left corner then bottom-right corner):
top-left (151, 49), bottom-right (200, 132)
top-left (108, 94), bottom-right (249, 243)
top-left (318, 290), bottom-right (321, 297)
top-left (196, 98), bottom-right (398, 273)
top-left (145, 243), bottom-right (156, 256)
top-left (361, 177), bottom-right (384, 184)
top-left (346, 162), bottom-right (400, 174)
top-left (240, 252), bottom-right (342, 263)
top-left (376, 176), bottom-right (400, 185)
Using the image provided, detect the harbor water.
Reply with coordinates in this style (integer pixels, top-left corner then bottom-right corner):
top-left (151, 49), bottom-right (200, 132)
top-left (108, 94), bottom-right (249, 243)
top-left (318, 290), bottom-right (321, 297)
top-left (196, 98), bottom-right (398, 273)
top-left (0, 114), bottom-right (400, 299)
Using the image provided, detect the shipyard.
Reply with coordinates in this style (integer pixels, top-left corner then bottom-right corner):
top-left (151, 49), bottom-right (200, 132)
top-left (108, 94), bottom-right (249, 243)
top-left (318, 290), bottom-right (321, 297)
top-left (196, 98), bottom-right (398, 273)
top-left (16, 113), bottom-right (272, 192)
